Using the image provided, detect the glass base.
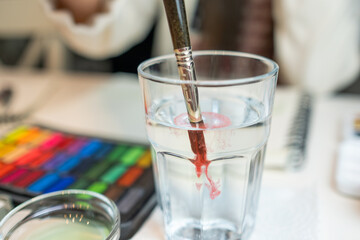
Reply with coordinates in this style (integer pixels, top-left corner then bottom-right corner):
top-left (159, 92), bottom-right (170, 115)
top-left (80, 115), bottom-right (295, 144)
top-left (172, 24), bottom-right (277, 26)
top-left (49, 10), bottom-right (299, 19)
top-left (167, 220), bottom-right (252, 240)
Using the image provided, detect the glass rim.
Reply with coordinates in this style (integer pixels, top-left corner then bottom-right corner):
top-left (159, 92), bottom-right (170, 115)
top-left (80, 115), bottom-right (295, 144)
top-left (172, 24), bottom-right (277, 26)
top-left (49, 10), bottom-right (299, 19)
top-left (137, 50), bottom-right (279, 86)
top-left (0, 190), bottom-right (120, 240)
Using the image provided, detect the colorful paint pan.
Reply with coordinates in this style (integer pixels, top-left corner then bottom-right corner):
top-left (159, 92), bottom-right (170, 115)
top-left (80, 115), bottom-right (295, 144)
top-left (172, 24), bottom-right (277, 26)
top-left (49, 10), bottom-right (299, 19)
top-left (43, 176), bottom-right (75, 193)
top-left (17, 127), bottom-right (40, 145)
top-left (15, 148), bottom-right (42, 166)
top-left (117, 167), bottom-right (144, 187)
top-left (1, 146), bottom-right (29, 164)
top-left (0, 125), bottom-right (153, 196)
top-left (29, 152), bottom-right (55, 168)
top-left (136, 150), bottom-right (152, 168)
top-left (0, 164), bottom-right (16, 179)
top-left (13, 170), bottom-right (44, 188)
top-left (27, 173), bottom-right (60, 193)
top-left (0, 124), bottom-right (156, 240)
top-left (39, 133), bottom-right (65, 151)
top-left (0, 168), bottom-right (29, 184)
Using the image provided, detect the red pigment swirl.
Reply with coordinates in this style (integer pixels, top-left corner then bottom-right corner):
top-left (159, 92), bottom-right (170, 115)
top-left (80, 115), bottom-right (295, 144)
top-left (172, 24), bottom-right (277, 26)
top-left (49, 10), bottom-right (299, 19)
top-left (174, 112), bottom-right (231, 199)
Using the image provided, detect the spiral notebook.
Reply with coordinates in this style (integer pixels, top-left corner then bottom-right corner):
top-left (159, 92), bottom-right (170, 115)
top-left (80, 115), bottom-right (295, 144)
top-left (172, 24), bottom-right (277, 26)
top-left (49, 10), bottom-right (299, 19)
top-left (265, 87), bottom-right (313, 170)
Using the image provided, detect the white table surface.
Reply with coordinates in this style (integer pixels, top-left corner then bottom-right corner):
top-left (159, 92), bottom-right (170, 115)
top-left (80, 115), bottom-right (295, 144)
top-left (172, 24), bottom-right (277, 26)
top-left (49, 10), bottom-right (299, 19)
top-left (1, 69), bottom-right (360, 240)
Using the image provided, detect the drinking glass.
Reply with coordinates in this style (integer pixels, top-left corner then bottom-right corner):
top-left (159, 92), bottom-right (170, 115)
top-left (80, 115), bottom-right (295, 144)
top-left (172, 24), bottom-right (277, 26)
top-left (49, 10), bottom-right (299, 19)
top-left (138, 51), bottom-right (278, 240)
top-left (0, 190), bottom-right (120, 240)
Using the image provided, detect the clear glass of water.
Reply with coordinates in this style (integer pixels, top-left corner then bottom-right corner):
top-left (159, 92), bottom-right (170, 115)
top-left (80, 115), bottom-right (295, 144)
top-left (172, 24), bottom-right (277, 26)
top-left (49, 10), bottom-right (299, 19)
top-left (0, 190), bottom-right (120, 240)
top-left (138, 51), bottom-right (278, 240)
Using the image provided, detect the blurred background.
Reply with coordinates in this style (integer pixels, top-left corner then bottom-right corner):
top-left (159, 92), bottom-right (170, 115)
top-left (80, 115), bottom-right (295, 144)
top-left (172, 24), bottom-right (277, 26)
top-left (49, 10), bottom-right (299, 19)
top-left (0, 0), bottom-right (156, 73)
top-left (0, 0), bottom-right (359, 93)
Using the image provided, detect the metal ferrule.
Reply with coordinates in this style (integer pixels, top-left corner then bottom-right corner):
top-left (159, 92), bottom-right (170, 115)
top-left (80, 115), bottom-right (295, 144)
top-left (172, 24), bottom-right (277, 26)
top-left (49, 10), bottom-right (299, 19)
top-left (175, 47), bottom-right (194, 70)
top-left (174, 47), bottom-right (203, 123)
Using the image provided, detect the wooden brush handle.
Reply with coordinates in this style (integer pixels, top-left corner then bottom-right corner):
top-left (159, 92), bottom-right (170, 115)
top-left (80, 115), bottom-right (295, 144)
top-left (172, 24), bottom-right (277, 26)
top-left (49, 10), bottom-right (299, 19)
top-left (163, 0), bottom-right (191, 49)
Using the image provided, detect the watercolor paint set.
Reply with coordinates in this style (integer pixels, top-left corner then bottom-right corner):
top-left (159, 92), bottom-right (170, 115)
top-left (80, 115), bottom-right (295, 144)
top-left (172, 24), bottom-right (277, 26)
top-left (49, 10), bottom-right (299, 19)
top-left (0, 124), bottom-right (156, 239)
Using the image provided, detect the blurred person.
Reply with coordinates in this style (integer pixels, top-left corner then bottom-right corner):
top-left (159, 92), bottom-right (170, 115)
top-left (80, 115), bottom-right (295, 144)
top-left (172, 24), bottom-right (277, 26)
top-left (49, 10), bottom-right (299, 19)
top-left (39, 0), bottom-right (196, 73)
top-left (40, 0), bottom-right (360, 94)
top-left (39, 0), bottom-right (162, 73)
top-left (273, 0), bottom-right (360, 94)
top-left (40, 0), bottom-right (196, 57)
